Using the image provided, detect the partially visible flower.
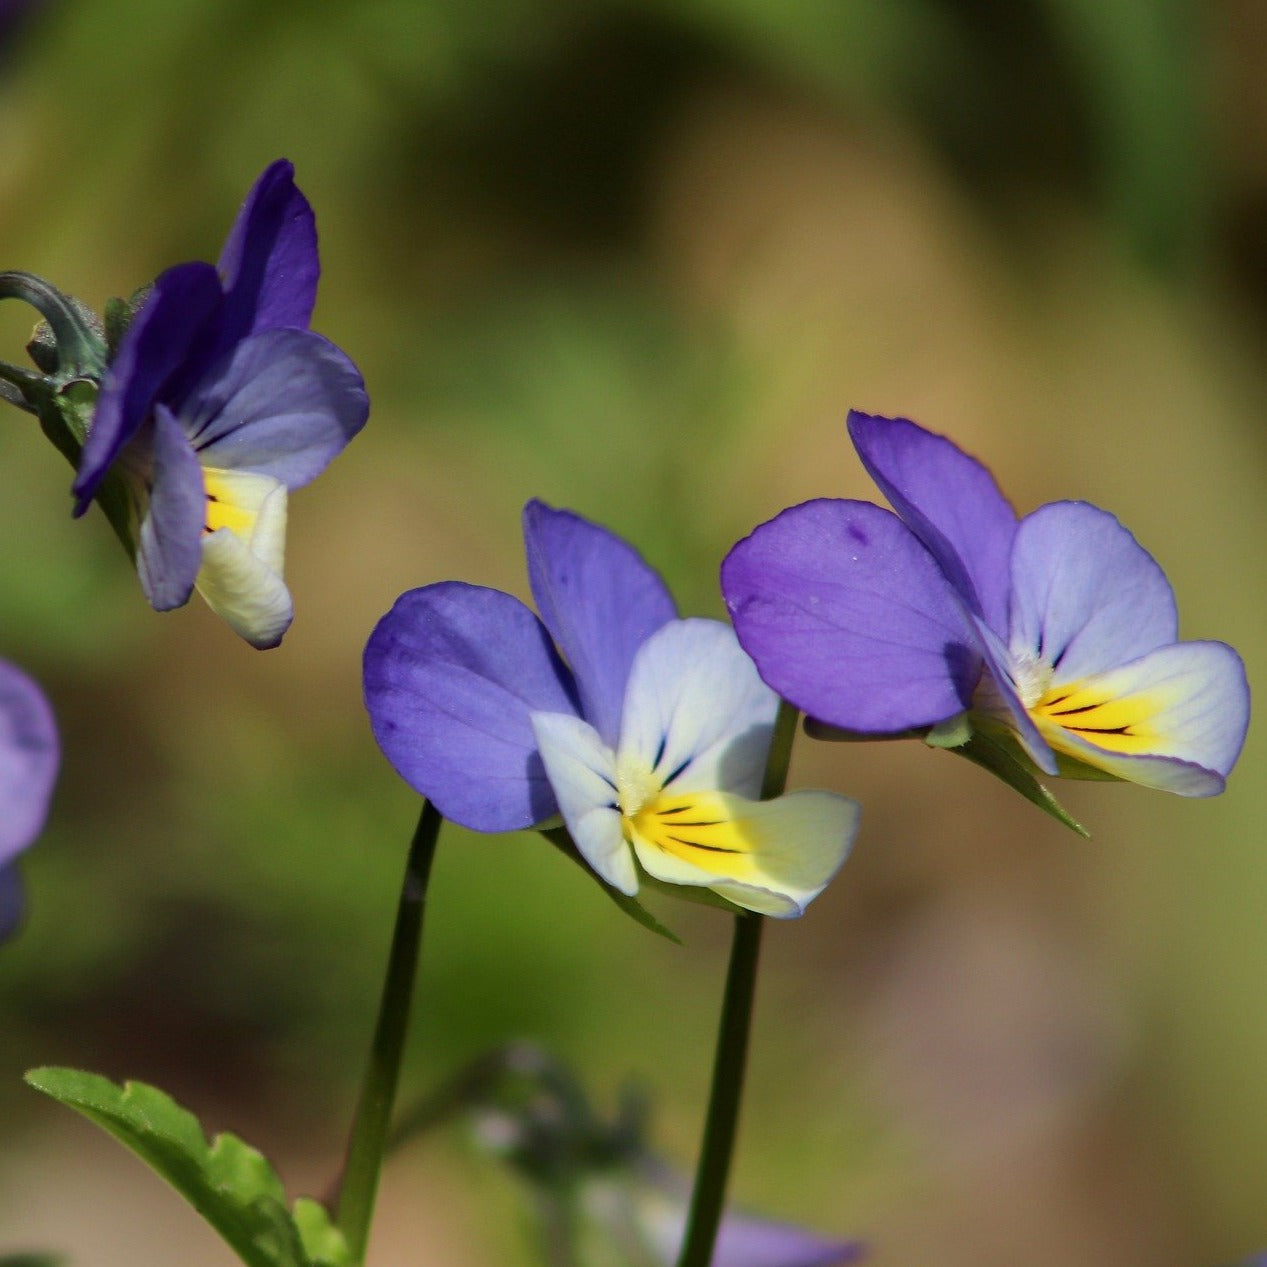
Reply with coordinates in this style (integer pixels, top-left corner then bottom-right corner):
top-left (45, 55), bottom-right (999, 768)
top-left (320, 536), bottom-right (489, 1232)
top-left (72, 159), bottom-right (368, 648)
top-left (365, 500), bottom-right (857, 917)
top-left (0, 657), bottom-right (58, 940)
top-left (458, 1042), bottom-right (865, 1267)
top-left (722, 412), bottom-right (1248, 799)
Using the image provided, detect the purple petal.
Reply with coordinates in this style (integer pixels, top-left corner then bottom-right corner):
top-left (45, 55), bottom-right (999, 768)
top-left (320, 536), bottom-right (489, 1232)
top-left (181, 329), bottom-right (368, 488)
top-left (1009, 501), bottom-right (1178, 680)
top-left (216, 159), bottom-right (318, 338)
top-left (0, 865), bottom-right (25, 941)
top-left (522, 501), bottom-right (676, 747)
top-left (364, 583), bottom-right (582, 832)
top-left (135, 405), bottom-right (206, 611)
top-left (847, 411), bottom-right (1017, 632)
top-left (74, 263), bottom-right (222, 514)
top-left (637, 1162), bottom-right (864, 1267)
top-left (0, 657), bottom-right (58, 866)
top-left (721, 499), bottom-right (979, 732)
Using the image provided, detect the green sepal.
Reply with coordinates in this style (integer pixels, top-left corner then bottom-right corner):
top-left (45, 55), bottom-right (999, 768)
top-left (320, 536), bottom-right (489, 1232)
top-left (23, 1069), bottom-right (350, 1267)
top-left (948, 729), bottom-right (1090, 838)
top-left (924, 711), bottom-right (973, 749)
top-left (104, 285), bottom-right (152, 361)
top-left (539, 827), bottom-right (681, 943)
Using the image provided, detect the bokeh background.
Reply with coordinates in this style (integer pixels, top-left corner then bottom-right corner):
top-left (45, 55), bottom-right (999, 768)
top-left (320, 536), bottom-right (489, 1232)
top-left (1, 1), bottom-right (1265, 1263)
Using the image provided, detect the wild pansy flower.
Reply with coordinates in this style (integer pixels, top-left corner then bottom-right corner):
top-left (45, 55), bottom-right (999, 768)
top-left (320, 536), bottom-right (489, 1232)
top-left (71, 159), bottom-right (368, 648)
top-left (364, 500), bottom-right (858, 917)
top-left (0, 657), bottom-right (58, 940)
top-left (721, 411), bottom-right (1249, 800)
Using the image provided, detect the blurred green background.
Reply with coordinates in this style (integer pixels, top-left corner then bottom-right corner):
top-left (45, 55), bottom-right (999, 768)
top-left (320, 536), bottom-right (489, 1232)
top-left (0, 1), bottom-right (1264, 1263)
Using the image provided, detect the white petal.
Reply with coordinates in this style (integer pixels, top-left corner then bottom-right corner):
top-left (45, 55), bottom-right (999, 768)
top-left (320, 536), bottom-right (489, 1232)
top-left (194, 468), bottom-right (291, 648)
top-left (531, 711), bottom-right (638, 894)
top-left (629, 789), bottom-right (858, 918)
top-left (619, 618), bottom-right (778, 799)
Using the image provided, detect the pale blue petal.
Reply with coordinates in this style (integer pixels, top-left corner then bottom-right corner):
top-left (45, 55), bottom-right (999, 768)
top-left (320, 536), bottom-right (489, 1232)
top-left (182, 329), bottom-right (368, 488)
top-left (619, 618), bottom-right (777, 799)
top-left (524, 500), bottom-right (677, 747)
top-left (1009, 501), bottom-right (1178, 680)
top-left (136, 405), bottom-right (205, 612)
top-left (531, 711), bottom-right (637, 894)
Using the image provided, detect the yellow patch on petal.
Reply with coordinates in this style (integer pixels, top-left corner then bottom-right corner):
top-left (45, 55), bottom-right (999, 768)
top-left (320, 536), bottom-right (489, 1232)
top-left (1031, 678), bottom-right (1166, 757)
top-left (624, 790), bottom-right (761, 882)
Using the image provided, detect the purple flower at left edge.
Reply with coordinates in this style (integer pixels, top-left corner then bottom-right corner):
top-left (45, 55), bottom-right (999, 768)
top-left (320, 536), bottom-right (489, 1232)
top-left (72, 159), bottom-right (368, 649)
top-left (0, 657), bottom-right (58, 940)
top-left (721, 411), bottom-right (1250, 799)
top-left (364, 500), bottom-right (859, 917)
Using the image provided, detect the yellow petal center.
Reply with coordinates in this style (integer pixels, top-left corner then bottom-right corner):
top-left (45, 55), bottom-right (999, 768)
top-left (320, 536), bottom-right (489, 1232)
top-left (1031, 678), bottom-right (1163, 756)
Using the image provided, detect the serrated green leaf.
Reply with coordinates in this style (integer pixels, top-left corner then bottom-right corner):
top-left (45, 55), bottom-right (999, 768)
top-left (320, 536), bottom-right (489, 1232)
top-left (950, 730), bottom-right (1090, 838)
top-left (23, 1068), bottom-right (331, 1267)
top-left (292, 1199), bottom-right (352, 1267)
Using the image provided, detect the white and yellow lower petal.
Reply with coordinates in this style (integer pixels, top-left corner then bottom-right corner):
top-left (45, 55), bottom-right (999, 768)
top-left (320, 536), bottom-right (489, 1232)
top-left (1029, 640), bottom-right (1249, 796)
top-left (195, 466), bottom-right (293, 649)
top-left (625, 787), bottom-right (858, 918)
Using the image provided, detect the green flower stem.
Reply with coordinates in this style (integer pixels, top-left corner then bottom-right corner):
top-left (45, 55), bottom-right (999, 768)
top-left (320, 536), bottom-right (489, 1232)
top-left (675, 700), bottom-right (798, 1267)
top-left (335, 799), bottom-right (442, 1264)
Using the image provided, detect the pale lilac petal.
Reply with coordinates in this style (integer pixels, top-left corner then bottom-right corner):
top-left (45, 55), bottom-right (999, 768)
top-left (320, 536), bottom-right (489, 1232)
top-left (181, 329), bottom-right (368, 488)
top-left (530, 711), bottom-right (637, 893)
top-left (1032, 641), bottom-right (1249, 795)
top-left (0, 658), bottom-right (58, 865)
top-left (74, 263), bottom-right (222, 513)
top-left (135, 405), bottom-right (205, 612)
top-left (847, 411), bottom-right (1017, 632)
top-left (523, 501), bottom-right (676, 746)
top-left (721, 499), bottom-right (979, 732)
top-left (619, 619), bottom-right (776, 800)
top-left (364, 583), bottom-right (581, 832)
top-left (1009, 501), bottom-right (1178, 681)
top-left (635, 1162), bottom-right (865, 1267)
top-left (216, 159), bottom-right (318, 337)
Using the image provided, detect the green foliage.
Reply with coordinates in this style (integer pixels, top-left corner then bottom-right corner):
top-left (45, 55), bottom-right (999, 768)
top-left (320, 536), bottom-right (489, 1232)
top-left (23, 1069), bottom-right (350, 1267)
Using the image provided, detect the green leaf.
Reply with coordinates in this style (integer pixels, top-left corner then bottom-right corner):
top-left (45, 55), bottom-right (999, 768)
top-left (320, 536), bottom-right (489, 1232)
top-left (0, 1255), bottom-right (68, 1267)
top-left (23, 1068), bottom-right (342, 1267)
top-left (291, 1199), bottom-right (352, 1267)
top-left (950, 730), bottom-right (1090, 838)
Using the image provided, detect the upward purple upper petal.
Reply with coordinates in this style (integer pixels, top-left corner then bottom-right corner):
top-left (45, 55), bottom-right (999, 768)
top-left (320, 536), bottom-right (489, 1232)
top-left (847, 411), bottom-right (1017, 633)
top-left (216, 159), bottom-right (318, 339)
top-left (1008, 501), bottom-right (1178, 681)
top-left (523, 501), bottom-right (677, 747)
top-left (721, 498), bottom-right (980, 732)
top-left (74, 262), bottom-right (222, 513)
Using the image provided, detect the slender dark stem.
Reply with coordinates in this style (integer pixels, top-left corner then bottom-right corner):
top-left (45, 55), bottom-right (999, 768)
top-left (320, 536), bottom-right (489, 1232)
top-left (334, 800), bottom-right (442, 1264)
top-left (675, 912), bottom-right (764, 1267)
top-left (675, 700), bottom-right (798, 1267)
